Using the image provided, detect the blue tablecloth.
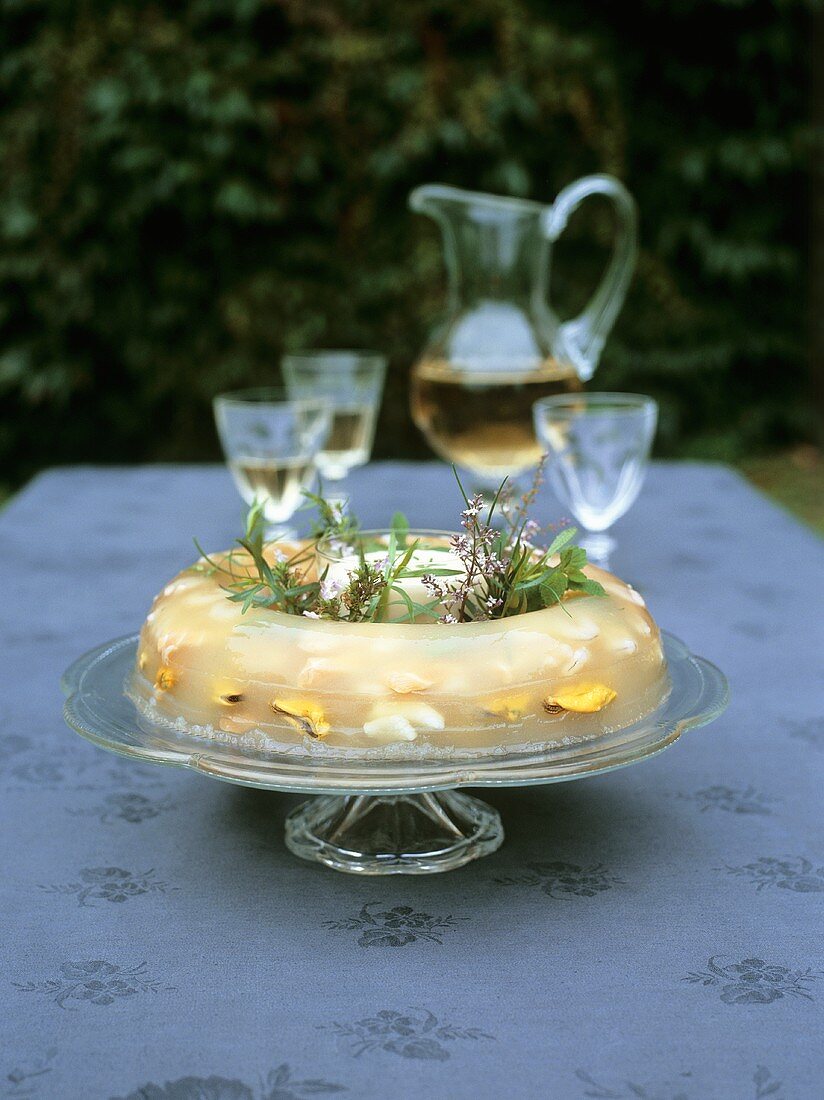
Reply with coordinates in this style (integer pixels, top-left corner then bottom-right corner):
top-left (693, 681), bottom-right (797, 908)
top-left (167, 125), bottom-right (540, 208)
top-left (1, 462), bottom-right (822, 1099)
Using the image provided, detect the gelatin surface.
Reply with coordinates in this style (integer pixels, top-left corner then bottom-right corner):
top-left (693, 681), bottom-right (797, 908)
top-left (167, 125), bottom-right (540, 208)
top-left (130, 543), bottom-right (669, 755)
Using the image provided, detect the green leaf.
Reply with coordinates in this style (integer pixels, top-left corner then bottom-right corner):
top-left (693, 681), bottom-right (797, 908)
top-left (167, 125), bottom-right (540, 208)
top-left (390, 511), bottom-right (409, 546)
top-left (485, 475), bottom-right (509, 525)
top-left (570, 577), bottom-right (606, 597)
top-left (540, 571), bottom-right (568, 606)
top-left (566, 568), bottom-right (589, 584)
top-left (403, 567), bottom-right (463, 577)
top-left (513, 573), bottom-right (549, 592)
top-left (547, 527), bottom-right (578, 556)
top-left (451, 464), bottom-right (471, 506)
top-left (387, 582), bottom-right (417, 622)
top-left (560, 546), bottom-right (587, 571)
top-left (244, 497), bottom-right (266, 542)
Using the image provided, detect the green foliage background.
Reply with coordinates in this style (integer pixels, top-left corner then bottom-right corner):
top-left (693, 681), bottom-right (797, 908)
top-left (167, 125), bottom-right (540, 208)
top-left (0, 0), bottom-right (815, 485)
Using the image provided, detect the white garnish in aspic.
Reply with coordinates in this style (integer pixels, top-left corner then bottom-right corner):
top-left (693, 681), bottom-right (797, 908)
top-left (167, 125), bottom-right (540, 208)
top-left (387, 671), bottom-right (434, 694)
top-left (562, 616), bottom-right (600, 641)
top-left (363, 715), bottom-right (417, 742)
top-left (565, 646), bottom-right (590, 673)
top-left (156, 633), bottom-right (178, 664)
top-left (369, 700), bottom-right (446, 731)
top-left (297, 657), bottom-right (340, 688)
top-left (541, 640), bottom-right (575, 670)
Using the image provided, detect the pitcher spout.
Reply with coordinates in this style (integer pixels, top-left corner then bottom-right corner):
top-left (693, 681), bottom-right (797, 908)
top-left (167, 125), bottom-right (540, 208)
top-left (409, 184), bottom-right (463, 219)
top-left (409, 183), bottom-right (542, 222)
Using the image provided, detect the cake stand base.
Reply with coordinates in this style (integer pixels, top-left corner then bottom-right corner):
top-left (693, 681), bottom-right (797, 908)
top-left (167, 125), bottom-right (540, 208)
top-left (284, 791), bottom-right (504, 875)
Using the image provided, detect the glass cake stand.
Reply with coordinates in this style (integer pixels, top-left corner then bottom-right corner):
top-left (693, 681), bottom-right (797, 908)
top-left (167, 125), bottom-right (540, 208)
top-left (61, 634), bottom-right (728, 875)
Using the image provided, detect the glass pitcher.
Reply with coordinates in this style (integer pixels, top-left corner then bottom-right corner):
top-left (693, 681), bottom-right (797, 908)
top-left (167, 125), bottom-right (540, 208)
top-left (409, 177), bottom-right (637, 482)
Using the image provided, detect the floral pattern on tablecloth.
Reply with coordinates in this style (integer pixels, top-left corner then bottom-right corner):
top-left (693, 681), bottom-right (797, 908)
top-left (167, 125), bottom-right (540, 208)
top-left (683, 957), bottom-right (819, 1005)
top-left (322, 903), bottom-right (467, 946)
top-left (14, 961), bottom-right (173, 1009)
top-left (111, 1064), bottom-right (346, 1100)
top-left (320, 1007), bottom-right (494, 1060)
top-left (39, 866), bottom-right (173, 906)
top-left (719, 856), bottom-right (824, 893)
top-left (493, 860), bottom-right (623, 897)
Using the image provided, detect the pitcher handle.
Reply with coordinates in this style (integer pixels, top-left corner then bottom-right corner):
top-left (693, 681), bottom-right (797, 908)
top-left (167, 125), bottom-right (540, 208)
top-left (541, 174), bottom-right (638, 382)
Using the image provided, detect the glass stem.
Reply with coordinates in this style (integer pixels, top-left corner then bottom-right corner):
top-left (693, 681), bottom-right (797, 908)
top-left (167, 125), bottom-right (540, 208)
top-left (579, 530), bottom-right (615, 572)
top-left (264, 523), bottom-right (298, 543)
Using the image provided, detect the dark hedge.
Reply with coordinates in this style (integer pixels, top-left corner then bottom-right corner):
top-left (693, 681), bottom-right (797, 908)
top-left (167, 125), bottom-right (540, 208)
top-left (0, 0), bottom-right (815, 486)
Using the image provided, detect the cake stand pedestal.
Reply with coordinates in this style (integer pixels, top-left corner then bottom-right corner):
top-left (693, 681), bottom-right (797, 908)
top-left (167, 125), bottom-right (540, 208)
top-left (61, 634), bottom-right (727, 876)
top-left (284, 791), bottom-right (503, 874)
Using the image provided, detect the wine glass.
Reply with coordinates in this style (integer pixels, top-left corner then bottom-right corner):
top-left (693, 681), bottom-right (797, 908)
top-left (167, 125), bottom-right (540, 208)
top-left (282, 351), bottom-right (386, 493)
top-left (533, 392), bottom-right (658, 571)
top-left (213, 388), bottom-right (330, 539)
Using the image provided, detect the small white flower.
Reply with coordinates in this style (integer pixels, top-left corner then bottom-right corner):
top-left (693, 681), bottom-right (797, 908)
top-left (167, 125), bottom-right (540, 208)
top-left (421, 573), bottom-right (444, 598)
top-left (440, 613), bottom-right (458, 624)
top-left (319, 577), bottom-right (343, 601)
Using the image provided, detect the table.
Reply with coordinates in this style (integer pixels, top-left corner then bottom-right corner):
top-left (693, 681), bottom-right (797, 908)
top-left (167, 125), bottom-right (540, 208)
top-left (1, 462), bottom-right (822, 1099)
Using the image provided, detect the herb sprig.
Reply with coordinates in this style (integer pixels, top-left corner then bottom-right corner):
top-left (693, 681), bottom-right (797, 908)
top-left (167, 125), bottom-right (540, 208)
top-left (193, 460), bottom-right (604, 624)
top-left (193, 499), bottom-right (318, 616)
top-left (420, 463), bottom-right (605, 623)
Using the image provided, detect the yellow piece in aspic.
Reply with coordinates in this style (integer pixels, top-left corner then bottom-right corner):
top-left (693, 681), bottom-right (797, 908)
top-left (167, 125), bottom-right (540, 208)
top-left (270, 697), bottom-right (330, 739)
top-left (483, 694), bottom-right (531, 723)
top-left (154, 666), bottom-right (176, 692)
top-left (543, 683), bottom-right (617, 714)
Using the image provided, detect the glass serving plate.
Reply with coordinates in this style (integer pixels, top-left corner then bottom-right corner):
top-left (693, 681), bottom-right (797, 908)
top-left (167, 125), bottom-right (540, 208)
top-left (62, 633), bottom-right (728, 875)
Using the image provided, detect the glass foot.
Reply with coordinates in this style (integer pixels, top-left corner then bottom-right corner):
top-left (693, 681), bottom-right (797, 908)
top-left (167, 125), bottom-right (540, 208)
top-left (284, 791), bottom-right (504, 875)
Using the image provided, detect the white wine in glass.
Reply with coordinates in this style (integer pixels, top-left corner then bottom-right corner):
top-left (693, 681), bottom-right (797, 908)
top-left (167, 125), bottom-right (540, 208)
top-left (282, 351), bottom-right (386, 482)
top-left (320, 403), bottom-right (379, 478)
top-left (213, 388), bottom-right (330, 537)
top-left (227, 455), bottom-right (318, 524)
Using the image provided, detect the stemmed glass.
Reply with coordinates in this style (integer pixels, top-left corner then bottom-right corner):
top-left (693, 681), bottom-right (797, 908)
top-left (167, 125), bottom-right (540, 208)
top-left (213, 388), bottom-right (330, 540)
top-left (533, 392), bottom-right (658, 571)
top-left (282, 351), bottom-right (386, 496)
